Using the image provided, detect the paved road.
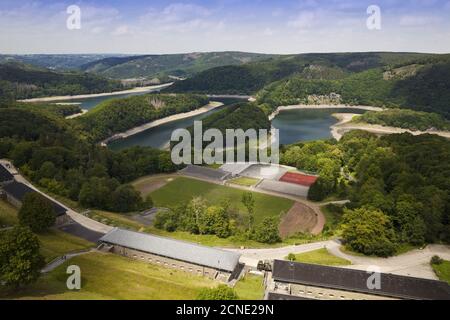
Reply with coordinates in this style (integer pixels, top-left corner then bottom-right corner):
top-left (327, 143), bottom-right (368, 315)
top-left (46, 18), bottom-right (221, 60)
top-left (225, 239), bottom-right (450, 280)
top-left (41, 249), bottom-right (93, 273)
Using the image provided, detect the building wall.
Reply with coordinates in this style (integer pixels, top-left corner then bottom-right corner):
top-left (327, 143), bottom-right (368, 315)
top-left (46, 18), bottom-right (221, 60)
top-left (272, 281), bottom-right (397, 300)
top-left (0, 179), bottom-right (14, 187)
top-left (110, 244), bottom-right (232, 281)
top-left (5, 193), bottom-right (69, 226)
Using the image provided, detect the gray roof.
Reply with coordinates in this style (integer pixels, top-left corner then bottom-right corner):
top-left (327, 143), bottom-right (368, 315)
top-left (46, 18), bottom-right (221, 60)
top-left (0, 164), bottom-right (14, 183)
top-left (272, 260), bottom-right (450, 300)
top-left (100, 228), bottom-right (241, 272)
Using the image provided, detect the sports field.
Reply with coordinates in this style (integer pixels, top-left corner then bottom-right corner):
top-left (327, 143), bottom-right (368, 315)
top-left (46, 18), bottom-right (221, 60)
top-left (149, 177), bottom-right (294, 224)
top-left (279, 172), bottom-right (318, 187)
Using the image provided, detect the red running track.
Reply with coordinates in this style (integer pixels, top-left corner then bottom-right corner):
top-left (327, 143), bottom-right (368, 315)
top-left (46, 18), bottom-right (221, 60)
top-left (279, 172), bottom-right (318, 187)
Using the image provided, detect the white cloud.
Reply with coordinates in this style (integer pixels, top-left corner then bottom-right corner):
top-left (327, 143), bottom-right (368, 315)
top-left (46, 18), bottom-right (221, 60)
top-left (112, 25), bottom-right (130, 36)
top-left (398, 15), bottom-right (441, 26)
top-left (287, 11), bottom-right (318, 29)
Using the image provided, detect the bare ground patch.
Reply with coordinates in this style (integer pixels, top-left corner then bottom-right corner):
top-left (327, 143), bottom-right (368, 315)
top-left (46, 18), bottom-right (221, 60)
top-left (133, 175), bottom-right (176, 196)
top-left (278, 202), bottom-right (318, 238)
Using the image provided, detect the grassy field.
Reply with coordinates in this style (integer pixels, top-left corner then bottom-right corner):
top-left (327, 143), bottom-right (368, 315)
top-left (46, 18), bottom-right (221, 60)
top-left (38, 230), bottom-right (94, 262)
top-left (0, 252), bottom-right (217, 300)
top-left (286, 248), bottom-right (351, 266)
top-left (228, 177), bottom-right (260, 187)
top-left (234, 274), bottom-right (265, 300)
top-left (149, 177), bottom-right (294, 224)
top-left (0, 200), bottom-right (19, 227)
top-left (432, 260), bottom-right (450, 284)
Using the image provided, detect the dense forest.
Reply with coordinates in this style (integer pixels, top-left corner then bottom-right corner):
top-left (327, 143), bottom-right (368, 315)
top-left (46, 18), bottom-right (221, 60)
top-left (256, 61), bottom-right (450, 118)
top-left (281, 131), bottom-right (450, 256)
top-left (0, 105), bottom-right (178, 213)
top-left (355, 109), bottom-right (450, 131)
top-left (0, 62), bottom-right (124, 100)
top-left (77, 93), bottom-right (209, 142)
top-left (166, 52), bottom-right (450, 118)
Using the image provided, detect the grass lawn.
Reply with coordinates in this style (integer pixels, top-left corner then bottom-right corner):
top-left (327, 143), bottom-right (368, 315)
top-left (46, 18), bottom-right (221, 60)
top-left (432, 260), bottom-right (450, 284)
top-left (150, 177), bottom-right (294, 224)
top-left (38, 230), bottom-right (94, 262)
top-left (286, 248), bottom-right (351, 266)
top-left (0, 252), bottom-right (217, 300)
top-left (234, 274), bottom-right (265, 300)
top-left (0, 200), bottom-right (19, 227)
top-left (0, 199), bottom-right (94, 262)
top-left (228, 177), bottom-right (260, 187)
top-left (88, 210), bottom-right (144, 231)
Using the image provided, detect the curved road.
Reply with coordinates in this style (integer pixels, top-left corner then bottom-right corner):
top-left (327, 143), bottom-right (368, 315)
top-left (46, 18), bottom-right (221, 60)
top-left (225, 239), bottom-right (450, 280)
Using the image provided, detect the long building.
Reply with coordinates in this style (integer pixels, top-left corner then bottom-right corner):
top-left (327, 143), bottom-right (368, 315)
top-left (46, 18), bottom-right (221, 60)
top-left (99, 228), bottom-right (242, 282)
top-left (270, 259), bottom-right (450, 300)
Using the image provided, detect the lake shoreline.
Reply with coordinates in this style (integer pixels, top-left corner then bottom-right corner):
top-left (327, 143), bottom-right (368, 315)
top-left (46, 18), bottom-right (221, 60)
top-left (18, 82), bottom-right (174, 103)
top-left (102, 101), bottom-right (225, 146)
top-left (268, 104), bottom-right (384, 120)
top-left (331, 113), bottom-right (450, 140)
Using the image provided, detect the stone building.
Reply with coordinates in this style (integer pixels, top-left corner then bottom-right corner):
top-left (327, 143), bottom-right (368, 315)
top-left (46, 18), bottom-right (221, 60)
top-left (99, 228), bottom-right (242, 282)
top-left (268, 259), bottom-right (450, 300)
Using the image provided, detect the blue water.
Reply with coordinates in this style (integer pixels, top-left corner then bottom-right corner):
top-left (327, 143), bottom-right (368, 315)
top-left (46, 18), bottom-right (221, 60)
top-left (272, 108), bottom-right (366, 145)
top-left (63, 88), bottom-right (368, 149)
top-left (59, 87), bottom-right (164, 110)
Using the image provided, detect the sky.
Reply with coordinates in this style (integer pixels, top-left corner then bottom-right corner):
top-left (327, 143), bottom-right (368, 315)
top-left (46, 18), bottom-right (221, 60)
top-left (1, 0), bottom-right (450, 54)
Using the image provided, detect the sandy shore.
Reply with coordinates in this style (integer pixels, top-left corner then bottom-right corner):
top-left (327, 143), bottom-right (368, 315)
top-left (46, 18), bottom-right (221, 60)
top-left (18, 83), bottom-right (173, 103)
top-left (331, 113), bottom-right (450, 140)
top-left (269, 104), bottom-right (384, 120)
top-left (66, 109), bottom-right (88, 119)
top-left (102, 101), bottom-right (225, 145)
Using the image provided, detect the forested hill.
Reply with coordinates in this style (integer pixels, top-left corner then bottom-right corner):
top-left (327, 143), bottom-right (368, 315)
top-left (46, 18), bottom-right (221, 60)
top-left (0, 105), bottom-right (177, 213)
top-left (80, 51), bottom-right (274, 80)
top-left (0, 62), bottom-right (124, 101)
top-left (77, 93), bottom-right (209, 142)
top-left (167, 52), bottom-right (450, 118)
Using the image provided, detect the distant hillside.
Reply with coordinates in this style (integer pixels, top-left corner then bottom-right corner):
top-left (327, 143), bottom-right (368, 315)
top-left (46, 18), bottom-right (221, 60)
top-left (0, 54), bottom-right (120, 70)
top-left (81, 51), bottom-right (274, 80)
top-left (169, 52), bottom-right (442, 95)
top-left (0, 62), bottom-right (123, 100)
top-left (256, 57), bottom-right (450, 118)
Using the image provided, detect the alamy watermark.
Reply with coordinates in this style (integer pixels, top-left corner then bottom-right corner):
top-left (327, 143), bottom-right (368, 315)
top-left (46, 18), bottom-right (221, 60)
top-left (170, 121), bottom-right (280, 165)
top-left (367, 5), bottom-right (381, 30)
top-left (67, 5), bottom-right (81, 30)
top-left (66, 265), bottom-right (81, 290)
top-left (366, 265), bottom-right (381, 290)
